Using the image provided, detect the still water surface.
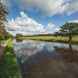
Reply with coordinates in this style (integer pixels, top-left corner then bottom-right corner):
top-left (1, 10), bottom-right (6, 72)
top-left (13, 40), bottom-right (78, 78)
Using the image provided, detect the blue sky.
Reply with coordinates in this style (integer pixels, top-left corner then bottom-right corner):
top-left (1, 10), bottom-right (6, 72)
top-left (6, 0), bottom-right (78, 35)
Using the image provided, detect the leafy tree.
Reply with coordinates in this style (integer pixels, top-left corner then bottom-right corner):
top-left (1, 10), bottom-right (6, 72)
top-left (0, 0), bottom-right (8, 40)
top-left (60, 22), bottom-right (78, 49)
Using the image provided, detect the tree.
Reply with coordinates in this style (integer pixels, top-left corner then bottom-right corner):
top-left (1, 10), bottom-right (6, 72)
top-left (60, 22), bottom-right (78, 49)
top-left (0, 0), bottom-right (8, 40)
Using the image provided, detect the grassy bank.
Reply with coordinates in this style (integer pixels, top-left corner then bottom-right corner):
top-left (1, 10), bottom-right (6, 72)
top-left (0, 39), bottom-right (21, 78)
top-left (17, 35), bottom-right (78, 44)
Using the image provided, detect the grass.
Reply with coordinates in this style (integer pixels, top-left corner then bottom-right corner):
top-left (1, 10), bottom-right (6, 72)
top-left (0, 38), bottom-right (22, 78)
top-left (17, 35), bottom-right (78, 44)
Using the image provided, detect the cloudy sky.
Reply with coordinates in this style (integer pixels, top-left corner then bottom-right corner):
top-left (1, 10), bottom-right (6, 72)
top-left (5, 0), bottom-right (78, 35)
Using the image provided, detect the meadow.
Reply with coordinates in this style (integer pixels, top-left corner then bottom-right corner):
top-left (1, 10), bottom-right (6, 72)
top-left (16, 35), bottom-right (78, 44)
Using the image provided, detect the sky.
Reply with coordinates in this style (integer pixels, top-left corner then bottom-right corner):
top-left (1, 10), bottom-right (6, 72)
top-left (4, 0), bottom-right (78, 35)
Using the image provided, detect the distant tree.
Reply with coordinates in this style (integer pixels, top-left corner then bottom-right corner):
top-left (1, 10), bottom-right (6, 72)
top-left (60, 22), bottom-right (78, 49)
top-left (16, 34), bottom-right (23, 38)
top-left (0, 0), bottom-right (8, 40)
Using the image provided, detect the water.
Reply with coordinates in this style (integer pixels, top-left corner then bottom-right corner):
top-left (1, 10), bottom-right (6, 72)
top-left (13, 40), bottom-right (78, 78)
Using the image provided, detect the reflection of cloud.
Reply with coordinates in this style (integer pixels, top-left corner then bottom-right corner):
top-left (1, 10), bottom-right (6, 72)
top-left (14, 41), bottom-right (65, 58)
top-left (13, 40), bottom-right (78, 63)
top-left (14, 40), bottom-right (45, 63)
top-left (14, 40), bottom-right (45, 54)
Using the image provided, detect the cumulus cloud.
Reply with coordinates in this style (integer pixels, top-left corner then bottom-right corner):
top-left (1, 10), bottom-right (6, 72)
top-left (6, 11), bottom-right (46, 35)
top-left (45, 23), bottom-right (60, 34)
top-left (6, 11), bottom-right (59, 36)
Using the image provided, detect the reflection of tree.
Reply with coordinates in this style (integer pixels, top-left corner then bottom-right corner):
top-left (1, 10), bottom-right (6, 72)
top-left (55, 47), bottom-right (78, 63)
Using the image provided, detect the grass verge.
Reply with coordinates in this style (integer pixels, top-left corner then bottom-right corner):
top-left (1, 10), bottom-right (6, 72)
top-left (0, 38), bottom-right (22, 78)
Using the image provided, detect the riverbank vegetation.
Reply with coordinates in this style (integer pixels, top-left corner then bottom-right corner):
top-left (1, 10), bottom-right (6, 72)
top-left (0, 39), bottom-right (21, 78)
top-left (0, 1), bottom-right (21, 77)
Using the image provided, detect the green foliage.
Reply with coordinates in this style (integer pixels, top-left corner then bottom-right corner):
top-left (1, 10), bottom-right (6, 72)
top-left (0, 0), bottom-right (8, 39)
top-left (0, 39), bottom-right (21, 78)
top-left (0, 35), bottom-right (4, 40)
top-left (60, 22), bottom-right (78, 47)
top-left (60, 22), bottom-right (78, 34)
top-left (5, 33), bottom-right (13, 39)
top-left (16, 34), bottom-right (23, 38)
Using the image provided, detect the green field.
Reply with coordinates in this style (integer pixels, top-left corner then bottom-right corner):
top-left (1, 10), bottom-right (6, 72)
top-left (16, 35), bottom-right (78, 44)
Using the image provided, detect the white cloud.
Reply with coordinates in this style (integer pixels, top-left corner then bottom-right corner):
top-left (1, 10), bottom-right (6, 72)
top-left (6, 11), bottom-right (59, 36)
top-left (19, 0), bottom-right (67, 16)
top-left (6, 0), bottom-right (78, 16)
top-left (17, 0), bottom-right (78, 16)
top-left (45, 23), bottom-right (60, 34)
top-left (6, 11), bottom-right (46, 35)
top-left (65, 0), bottom-right (78, 15)
top-left (69, 20), bottom-right (78, 23)
top-left (20, 11), bottom-right (28, 18)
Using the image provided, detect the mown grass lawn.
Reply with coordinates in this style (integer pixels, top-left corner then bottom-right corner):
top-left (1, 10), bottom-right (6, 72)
top-left (17, 35), bottom-right (78, 44)
top-left (0, 39), bottom-right (21, 78)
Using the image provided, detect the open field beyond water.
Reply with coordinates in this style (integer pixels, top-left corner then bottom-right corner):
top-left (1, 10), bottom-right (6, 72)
top-left (17, 35), bottom-right (78, 44)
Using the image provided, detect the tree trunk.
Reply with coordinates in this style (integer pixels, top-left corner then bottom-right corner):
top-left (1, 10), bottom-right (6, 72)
top-left (69, 34), bottom-right (72, 50)
top-left (69, 34), bottom-right (73, 63)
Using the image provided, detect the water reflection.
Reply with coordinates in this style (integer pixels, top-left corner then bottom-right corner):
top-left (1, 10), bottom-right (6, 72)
top-left (13, 40), bottom-right (78, 78)
top-left (55, 47), bottom-right (78, 63)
